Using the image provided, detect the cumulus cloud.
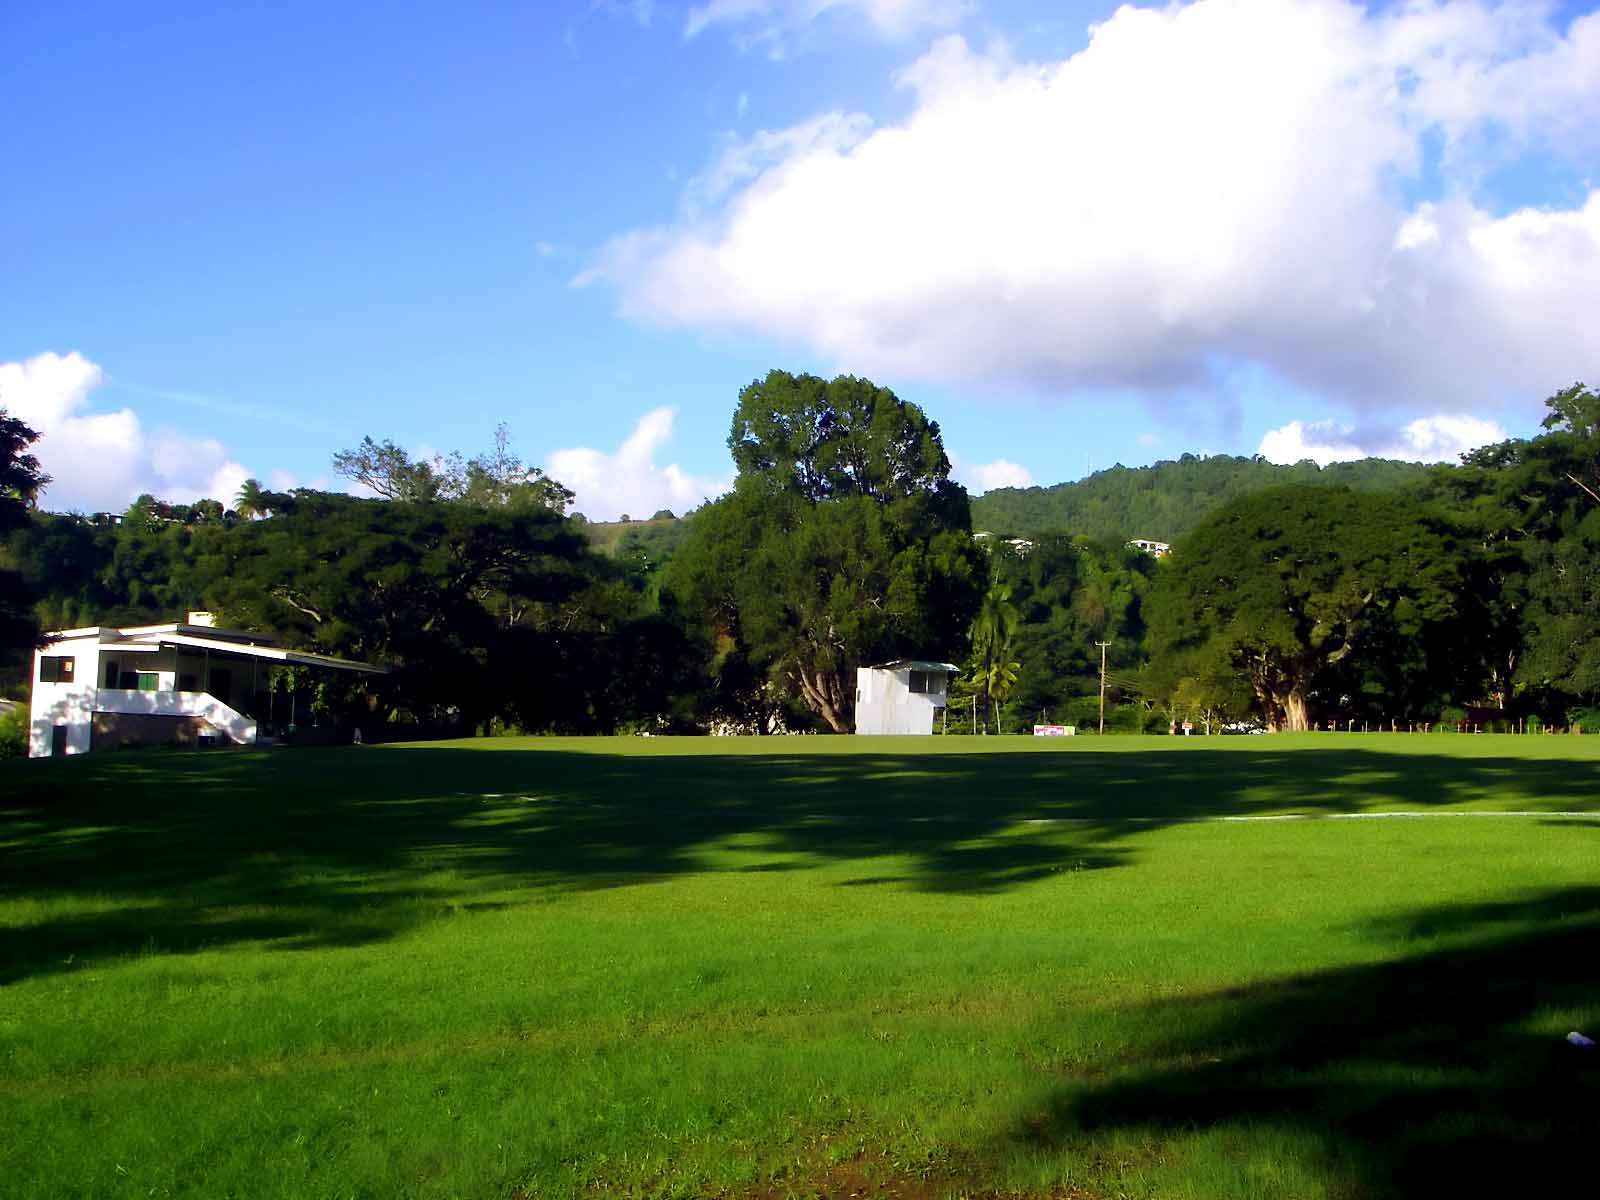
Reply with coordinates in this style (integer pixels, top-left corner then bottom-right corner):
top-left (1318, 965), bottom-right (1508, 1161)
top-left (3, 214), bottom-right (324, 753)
top-left (546, 408), bottom-right (731, 521)
top-left (0, 351), bottom-right (256, 511)
top-left (592, 0), bottom-right (1600, 414)
top-left (1257, 413), bottom-right (1508, 465)
top-left (685, 0), bottom-right (969, 52)
top-left (960, 457), bottom-right (1034, 492)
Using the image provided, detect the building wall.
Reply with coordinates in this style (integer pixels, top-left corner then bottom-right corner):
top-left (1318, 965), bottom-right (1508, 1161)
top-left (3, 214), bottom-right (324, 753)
top-left (29, 640), bottom-right (104, 757)
top-left (92, 687), bottom-right (257, 745)
top-left (91, 713), bottom-right (213, 751)
top-left (855, 667), bottom-right (948, 735)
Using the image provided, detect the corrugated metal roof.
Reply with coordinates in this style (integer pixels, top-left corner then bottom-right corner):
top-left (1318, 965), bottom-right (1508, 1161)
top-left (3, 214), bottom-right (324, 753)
top-left (46, 623), bottom-right (386, 674)
top-left (149, 633), bottom-right (386, 674)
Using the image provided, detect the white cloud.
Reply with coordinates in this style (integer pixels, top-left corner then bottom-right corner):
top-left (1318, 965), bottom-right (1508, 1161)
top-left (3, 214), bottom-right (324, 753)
top-left (689, 111), bottom-right (875, 220)
top-left (546, 408), bottom-right (731, 521)
top-left (685, 0), bottom-right (970, 52)
top-left (960, 457), bottom-right (1034, 492)
top-left (0, 351), bottom-right (255, 511)
top-left (1257, 413), bottom-right (1508, 464)
top-left (593, 0), bottom-right (1600, 414)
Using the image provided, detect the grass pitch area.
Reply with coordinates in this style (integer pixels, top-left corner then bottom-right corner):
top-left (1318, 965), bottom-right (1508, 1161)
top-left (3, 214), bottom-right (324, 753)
top-left (4, 735), bottom-right (1600, 1199)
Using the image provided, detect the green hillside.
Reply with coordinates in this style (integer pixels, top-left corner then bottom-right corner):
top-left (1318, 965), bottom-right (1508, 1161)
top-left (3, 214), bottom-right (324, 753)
top-left (580, 455), bottom-right (1443, 556)
top-left (575, 513), bottom-right (685, 557)
top-left (970, 454), bottom-right (1437, 542)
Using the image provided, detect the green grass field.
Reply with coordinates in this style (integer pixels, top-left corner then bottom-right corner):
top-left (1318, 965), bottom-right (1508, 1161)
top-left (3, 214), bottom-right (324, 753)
top-left (4, 735), bottom-right (1600, 1199)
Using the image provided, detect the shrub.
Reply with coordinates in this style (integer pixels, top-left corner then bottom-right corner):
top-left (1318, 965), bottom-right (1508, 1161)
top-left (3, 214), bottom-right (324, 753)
top-left (0, 705), bottom-right (27, 760)
top-left (1567, 707), bottom-right (1600, 734)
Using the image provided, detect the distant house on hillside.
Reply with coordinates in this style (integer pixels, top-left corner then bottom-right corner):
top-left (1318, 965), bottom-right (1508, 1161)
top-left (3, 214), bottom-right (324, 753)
top-left (28, 613), bottom-right (385, 758)
top-left (974, 531), bottom-right (1035, 555)
top-left (1127, 538), bottom-right (1171, 557)
top-left (855, 660), bottom-right (959, 735)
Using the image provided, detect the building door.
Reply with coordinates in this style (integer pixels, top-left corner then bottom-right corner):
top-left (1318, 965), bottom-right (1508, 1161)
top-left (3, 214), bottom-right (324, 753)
top-left (50, 725), bottom-right (68, 757)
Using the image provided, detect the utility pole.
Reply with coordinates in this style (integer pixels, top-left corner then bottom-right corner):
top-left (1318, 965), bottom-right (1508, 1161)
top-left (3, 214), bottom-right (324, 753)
top-left (1096, 641), bottom-right (1111, 734)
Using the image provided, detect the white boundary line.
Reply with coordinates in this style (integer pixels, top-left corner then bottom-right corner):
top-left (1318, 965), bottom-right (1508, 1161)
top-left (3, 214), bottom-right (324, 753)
top-left (1008, 811), bottom-right (1600, 825)
top-left (1220, 810), bottom-right (1600, 821)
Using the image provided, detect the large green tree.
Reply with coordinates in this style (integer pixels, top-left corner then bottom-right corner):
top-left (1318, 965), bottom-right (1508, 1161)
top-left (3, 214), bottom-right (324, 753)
top-left (332, 425), bottom-right (573, 513)
top-left (1148, 485), bottom-right (1467, 731)
top-left (1418, 383), bottom-right (1600, 713)
top-left (1475, 383), bottom-right (1600, 704)
top-left (1, 410), bottom-right (51, 671)
top-left (331, 437), bottom-right (465, 502)
top-left (666, 371), bottom-right (986, 732)
top-left (197, 491), bottom-right (590, 729)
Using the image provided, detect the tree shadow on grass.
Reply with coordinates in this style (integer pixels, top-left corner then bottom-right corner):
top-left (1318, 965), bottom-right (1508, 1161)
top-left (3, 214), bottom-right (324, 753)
top-left (2, 742), bottom-right (1599, 986)
top-left (1012, 884), bottom-right (1600, 1198)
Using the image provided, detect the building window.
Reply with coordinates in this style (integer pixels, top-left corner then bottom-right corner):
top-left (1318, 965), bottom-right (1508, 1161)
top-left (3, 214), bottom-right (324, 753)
top-left (178, 673), bottom-right (198, 692)
top-left (39, 656), bottom-right (75, 683)
top-left (104, 660), bottom-right (120, 687)
top-left (908, 670), bottom-right (930, 694)
top-left (137, 672), bottom-right (159, 692)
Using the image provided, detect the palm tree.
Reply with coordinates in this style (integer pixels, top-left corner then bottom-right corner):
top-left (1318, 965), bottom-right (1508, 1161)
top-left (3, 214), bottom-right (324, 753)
top-left (968, 582), bottom-right (1020, 733)
top-left (972, 656), bottom-right (1021, 734)
top-left (234, 477), bottom-right (266, 520)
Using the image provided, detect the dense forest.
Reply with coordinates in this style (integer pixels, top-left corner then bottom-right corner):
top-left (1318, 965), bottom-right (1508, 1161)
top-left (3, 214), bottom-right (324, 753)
top-left (5, 376), bottom-right (1599, 746)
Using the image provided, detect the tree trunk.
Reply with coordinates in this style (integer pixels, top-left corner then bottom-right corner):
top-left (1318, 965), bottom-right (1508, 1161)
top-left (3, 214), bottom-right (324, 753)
top-left (1281, 689), bottom-right (1309, 732)
top-left (1251, 657), bottom-right (1310, 732)
top-left (795, 667), bottom-right (851, 733)
top-left (1262, 688), bottom-right (1310, 732)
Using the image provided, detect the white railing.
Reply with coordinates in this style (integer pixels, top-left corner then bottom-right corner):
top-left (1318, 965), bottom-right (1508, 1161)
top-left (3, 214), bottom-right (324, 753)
top-left (94, 689), bottom-right (258, 745)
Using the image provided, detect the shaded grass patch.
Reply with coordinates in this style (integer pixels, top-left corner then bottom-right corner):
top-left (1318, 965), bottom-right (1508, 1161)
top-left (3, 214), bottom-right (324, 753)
top-left (3, 735), bottom-right (1600, 1197)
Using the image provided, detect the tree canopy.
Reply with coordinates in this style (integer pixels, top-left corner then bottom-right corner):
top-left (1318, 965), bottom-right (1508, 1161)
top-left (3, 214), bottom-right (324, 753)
top-left (332, 424), bottom-right (573, 513)
top-left (1442, 383), bottom-right (1600, 704)
top-left (14, 376), bottom-right (1600, 735)
top-left (1148, 486), bottom-right (1468, 731)
top-left (1, 410), bottom-right (50, 669)
top-left (665, 371), bottom-right (986, 731)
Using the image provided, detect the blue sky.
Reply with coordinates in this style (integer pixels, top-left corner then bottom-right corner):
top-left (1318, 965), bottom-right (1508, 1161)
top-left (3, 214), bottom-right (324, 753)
top-left (3, 0), bottom-right (1598, 518)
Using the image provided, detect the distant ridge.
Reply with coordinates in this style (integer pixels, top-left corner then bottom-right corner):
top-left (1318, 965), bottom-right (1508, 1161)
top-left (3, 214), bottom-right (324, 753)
top-left (969, 454), bottom-right (1437, 543)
